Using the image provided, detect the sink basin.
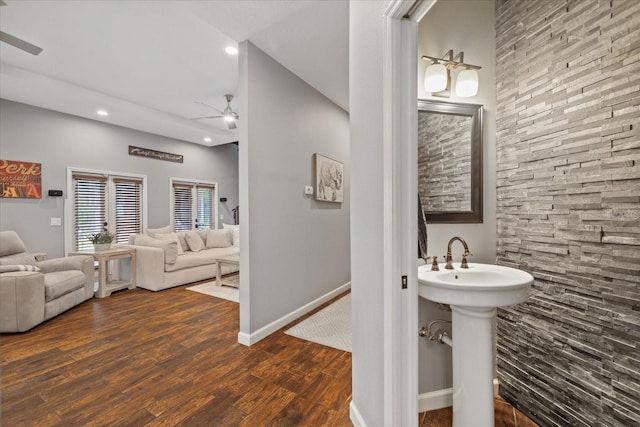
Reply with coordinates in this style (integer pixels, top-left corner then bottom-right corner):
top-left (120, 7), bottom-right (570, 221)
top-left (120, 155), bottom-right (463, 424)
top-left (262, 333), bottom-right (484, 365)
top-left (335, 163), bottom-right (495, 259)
top-left (418, 262), bottom-right (533, 307)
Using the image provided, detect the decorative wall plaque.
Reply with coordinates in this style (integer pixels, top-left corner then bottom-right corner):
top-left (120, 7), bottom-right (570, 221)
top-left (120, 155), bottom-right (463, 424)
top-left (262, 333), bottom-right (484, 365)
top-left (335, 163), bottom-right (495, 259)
top-left (128, 145), bottom-right (183, 163)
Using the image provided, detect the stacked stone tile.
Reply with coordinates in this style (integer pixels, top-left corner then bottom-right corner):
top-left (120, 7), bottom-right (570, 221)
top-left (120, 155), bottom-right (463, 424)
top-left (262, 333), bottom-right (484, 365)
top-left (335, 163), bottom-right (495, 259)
top-left (418, 110), bottom-right (472, 212)
top-left (495, 0), bottom-right (639, 425)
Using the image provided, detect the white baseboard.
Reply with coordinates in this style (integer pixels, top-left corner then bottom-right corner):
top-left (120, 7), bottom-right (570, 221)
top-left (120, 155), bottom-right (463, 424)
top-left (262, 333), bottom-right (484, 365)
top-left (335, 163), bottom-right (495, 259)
top-left (418, 378), bottom-right (500, 413)
top-left (418, 388), bottom-right (453, 413)
top-left (349, 401), bottom-right (366, 427)
top-left (237, 281), bottom-right (351, 346)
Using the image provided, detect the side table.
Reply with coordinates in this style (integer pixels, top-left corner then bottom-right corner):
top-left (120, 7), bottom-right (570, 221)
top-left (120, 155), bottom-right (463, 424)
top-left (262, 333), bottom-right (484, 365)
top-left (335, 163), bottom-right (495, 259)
top-left (70, 247), bottom-right (136, 298)
top-left (216, 254), bottom-right (240, 288)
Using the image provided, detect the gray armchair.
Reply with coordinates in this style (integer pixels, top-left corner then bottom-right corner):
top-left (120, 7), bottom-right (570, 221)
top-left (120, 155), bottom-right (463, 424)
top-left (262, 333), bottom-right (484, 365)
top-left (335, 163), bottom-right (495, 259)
top-left (0, 231), bottom-right (94, 332)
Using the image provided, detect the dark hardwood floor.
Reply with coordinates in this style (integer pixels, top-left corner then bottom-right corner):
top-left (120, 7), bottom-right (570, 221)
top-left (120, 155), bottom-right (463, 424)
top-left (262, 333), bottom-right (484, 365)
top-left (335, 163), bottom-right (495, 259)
top-left (1, 284), bottom-right (351, 426)
top-left (1, 282), bottom-right (536, 426)
top-left (419, 396), bottom-right (539, 427)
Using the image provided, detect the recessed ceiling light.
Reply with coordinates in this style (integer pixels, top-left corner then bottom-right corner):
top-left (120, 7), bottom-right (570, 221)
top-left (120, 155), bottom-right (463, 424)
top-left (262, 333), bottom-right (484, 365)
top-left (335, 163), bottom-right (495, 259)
top-left (225, 46), bottom-right (238, 55)
top-left (96, 109), bottom-right (109, 116)
top-left (204, 137), bottom-right (212, 143)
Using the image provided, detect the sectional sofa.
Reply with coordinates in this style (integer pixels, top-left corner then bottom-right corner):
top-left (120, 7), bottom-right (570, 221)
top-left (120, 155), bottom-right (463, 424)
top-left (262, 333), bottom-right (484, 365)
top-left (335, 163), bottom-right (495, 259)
top-left (119, 225), bottom-right (239, 292)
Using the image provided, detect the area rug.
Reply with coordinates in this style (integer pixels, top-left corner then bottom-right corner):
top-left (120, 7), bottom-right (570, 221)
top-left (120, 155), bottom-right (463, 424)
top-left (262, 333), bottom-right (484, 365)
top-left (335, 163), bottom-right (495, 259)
top-left (285, 294), bottom-right (351, 352)
top-left (186, 281), bottom-right (239, 303)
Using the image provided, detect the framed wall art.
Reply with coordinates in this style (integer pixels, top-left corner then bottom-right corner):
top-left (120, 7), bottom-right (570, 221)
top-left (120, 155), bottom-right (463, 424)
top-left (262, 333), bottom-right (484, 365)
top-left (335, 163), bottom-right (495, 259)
top-left (314, 153), bottom-right (343, 203)
top-left (0, 159), bottom-right (42, 198)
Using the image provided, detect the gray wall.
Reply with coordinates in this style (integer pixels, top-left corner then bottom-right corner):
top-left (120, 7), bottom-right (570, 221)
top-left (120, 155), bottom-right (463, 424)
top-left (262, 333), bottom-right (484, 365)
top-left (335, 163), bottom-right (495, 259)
top-left (416, 0), bottom-right (496, 395)
top-left (238, 42), bottom-right (350, 334)
top-left (0, 99), bottom-right (239, 258)
top-left (349, 1), bottom-right (387, 423)
top-left (418, 0), bottom-right (497, 264)
top-left (495, 0), bottom-right (640, 425)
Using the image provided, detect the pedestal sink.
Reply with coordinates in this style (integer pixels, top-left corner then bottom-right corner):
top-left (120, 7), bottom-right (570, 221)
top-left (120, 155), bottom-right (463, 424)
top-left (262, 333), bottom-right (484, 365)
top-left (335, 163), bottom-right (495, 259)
top-left (418, 262), bottom-right (534, 427)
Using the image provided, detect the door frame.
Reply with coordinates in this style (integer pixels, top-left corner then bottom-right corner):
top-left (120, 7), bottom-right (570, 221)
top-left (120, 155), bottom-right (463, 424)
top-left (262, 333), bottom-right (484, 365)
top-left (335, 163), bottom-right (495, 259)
top-left (382, 1), bottom-right (436, 425)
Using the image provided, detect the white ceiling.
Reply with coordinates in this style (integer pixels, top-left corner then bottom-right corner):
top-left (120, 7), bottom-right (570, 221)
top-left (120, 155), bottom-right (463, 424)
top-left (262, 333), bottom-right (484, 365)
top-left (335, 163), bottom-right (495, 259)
top-left (0, 0), bottom-right (349, 147)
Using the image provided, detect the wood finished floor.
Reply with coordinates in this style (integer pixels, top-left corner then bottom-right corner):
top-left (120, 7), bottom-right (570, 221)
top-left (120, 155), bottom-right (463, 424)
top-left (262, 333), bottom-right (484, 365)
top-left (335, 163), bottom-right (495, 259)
top-left (419, 396), bottom-right (539, 427)
top-left (1, 283), bottom-right (537, 426)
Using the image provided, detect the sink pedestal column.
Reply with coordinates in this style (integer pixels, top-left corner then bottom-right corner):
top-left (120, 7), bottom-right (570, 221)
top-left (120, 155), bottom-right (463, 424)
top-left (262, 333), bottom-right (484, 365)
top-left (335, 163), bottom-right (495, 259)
top-left (451, 305), bottom-right (496, 427)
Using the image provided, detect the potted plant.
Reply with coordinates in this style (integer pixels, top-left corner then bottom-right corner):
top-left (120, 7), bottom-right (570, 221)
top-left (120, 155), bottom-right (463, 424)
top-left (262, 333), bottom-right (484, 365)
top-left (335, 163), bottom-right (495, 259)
top-left (88, 222), bottom-right (115, 251)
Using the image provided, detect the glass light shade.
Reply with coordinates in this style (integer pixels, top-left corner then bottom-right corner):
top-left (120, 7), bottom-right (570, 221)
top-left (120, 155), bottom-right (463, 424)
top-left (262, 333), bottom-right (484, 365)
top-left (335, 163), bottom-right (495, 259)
top-left (424, 63), bottom-right (448, 92)
top-left (456, 69), bottom-right (479, 97)
top-left (223, 114), bottom-right (235, 122)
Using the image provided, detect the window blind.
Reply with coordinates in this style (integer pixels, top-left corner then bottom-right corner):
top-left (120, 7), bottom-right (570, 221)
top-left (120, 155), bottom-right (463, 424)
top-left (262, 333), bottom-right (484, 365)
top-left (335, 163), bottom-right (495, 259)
top-left (173, 183), bottom-right (192, 232)
top-left (73, 174), bottom-right (107, 251)
top-left (196, 184), bottom-right (215, 230)
top-left (114, 177), bottom-right (143, 243)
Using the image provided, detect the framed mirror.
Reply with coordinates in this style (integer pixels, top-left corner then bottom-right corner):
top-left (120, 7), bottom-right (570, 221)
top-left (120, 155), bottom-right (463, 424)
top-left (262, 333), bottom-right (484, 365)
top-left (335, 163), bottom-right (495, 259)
top-left (418, 100), bottom-right (483, 223)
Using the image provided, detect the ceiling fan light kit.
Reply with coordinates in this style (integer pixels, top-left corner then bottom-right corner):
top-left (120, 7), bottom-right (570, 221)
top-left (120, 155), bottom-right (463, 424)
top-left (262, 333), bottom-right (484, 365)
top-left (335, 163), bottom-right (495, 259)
top-left (191, 94), bottom-right (239, 130)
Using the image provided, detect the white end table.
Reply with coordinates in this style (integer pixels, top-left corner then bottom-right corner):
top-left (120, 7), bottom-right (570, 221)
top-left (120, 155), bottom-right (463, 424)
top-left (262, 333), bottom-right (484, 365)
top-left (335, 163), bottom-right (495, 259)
top-left (70, 247), bottom-right (136, 298)
top-left (216, 254), bottom-right (239, 288)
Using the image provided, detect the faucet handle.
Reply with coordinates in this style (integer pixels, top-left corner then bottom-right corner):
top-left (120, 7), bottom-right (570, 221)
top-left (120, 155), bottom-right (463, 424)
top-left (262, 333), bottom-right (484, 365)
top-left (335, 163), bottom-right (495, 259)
top-left (461, 253), bottom-right (472, 269)
top-left (426, 256), bottom-right (439, 271)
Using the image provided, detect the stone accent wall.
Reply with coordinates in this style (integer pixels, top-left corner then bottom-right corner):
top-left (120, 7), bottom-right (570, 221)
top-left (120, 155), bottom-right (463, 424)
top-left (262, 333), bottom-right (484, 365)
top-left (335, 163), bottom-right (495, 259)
top-left (418, 111), bottom-right (472, 211)
top-left (495, 0), bottom-right (639, 425)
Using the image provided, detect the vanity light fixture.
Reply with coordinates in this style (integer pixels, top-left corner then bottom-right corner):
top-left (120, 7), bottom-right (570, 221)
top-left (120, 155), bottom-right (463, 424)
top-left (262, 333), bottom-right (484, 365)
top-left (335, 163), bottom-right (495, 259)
top-left (422, 50), bottom-right (481, 98)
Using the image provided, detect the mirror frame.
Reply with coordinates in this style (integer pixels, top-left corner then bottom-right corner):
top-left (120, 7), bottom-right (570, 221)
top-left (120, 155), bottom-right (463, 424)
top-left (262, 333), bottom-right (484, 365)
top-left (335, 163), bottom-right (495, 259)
top-left (418, 99), bottom-right (483, 223)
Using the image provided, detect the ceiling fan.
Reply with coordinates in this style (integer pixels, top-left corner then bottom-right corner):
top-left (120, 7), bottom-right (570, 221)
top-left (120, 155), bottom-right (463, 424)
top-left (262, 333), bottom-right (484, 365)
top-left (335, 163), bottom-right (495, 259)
top-left (0, 1), bottom-right (43, 56)
top-left (192, 94), bottom-right (239, 130)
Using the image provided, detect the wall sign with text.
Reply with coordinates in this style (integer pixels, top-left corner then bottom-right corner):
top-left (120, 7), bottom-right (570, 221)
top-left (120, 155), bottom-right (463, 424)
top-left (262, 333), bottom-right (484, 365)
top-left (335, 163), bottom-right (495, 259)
top-left (0, 159), bottom-right (42, 199)
top-left (128, 145), bottom-right (183, 163)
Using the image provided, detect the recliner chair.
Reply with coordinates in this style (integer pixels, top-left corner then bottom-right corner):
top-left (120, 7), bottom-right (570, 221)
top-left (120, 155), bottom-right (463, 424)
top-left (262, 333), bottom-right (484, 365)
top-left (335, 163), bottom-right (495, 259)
top-left (0, 231), bottom-right (95, 332)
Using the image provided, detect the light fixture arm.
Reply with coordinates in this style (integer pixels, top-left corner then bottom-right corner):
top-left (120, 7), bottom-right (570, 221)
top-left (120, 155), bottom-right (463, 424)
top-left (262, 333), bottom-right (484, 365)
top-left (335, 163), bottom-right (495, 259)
top-left (422, 49), bottom-right (481, 70)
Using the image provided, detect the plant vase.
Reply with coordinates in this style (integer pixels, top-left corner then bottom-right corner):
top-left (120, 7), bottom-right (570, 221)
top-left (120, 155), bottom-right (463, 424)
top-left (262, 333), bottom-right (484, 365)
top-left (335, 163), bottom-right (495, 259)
top-left (93, 243), bottom-right (111, 252)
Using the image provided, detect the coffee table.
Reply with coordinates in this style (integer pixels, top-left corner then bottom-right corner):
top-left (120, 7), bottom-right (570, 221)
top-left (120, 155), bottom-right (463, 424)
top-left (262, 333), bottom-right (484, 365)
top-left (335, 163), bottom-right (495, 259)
top-left (216, 254), bottom-right (240, 288)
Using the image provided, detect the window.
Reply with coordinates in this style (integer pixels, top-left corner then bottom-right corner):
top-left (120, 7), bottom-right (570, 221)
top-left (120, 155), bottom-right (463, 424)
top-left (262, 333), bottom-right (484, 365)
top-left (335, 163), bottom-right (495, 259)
top-left (73, 174), bottom-right (107, 252)
top-left (113, 178), bottom-right (143, 242)
top-left (171, 179), bottom-right (217, 231)
top-left (69, 170), bottom-right (146, 252)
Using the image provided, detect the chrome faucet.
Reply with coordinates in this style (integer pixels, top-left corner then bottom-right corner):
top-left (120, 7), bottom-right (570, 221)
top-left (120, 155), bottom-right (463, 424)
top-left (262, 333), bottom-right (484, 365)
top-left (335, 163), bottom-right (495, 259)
top-left (445, 237), bottom-right (472, 269)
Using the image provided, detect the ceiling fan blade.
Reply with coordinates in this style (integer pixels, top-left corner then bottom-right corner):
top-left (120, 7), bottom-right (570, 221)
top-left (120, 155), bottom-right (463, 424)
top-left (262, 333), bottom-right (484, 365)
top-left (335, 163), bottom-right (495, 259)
top-left (227, 120), bottom-right (237, 130)
top-left (191, 115), bottom-right (223, 120)
top-left (194, 100), bottom-right (223, 115)
top-left (0, 31), bottom-right (43, 56)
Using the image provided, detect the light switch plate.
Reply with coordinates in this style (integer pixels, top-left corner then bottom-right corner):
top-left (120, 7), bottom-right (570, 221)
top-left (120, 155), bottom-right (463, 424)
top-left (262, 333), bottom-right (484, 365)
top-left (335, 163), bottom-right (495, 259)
top-left (304, 185), bottom-right (314, 195)
top-left (51, 217), bottom-right (62, 226)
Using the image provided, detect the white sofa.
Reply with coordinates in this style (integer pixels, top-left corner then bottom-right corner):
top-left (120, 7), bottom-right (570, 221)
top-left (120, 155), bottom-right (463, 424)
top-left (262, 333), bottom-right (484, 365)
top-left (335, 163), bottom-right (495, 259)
top-left (119, 227), bottom-right (239, 292)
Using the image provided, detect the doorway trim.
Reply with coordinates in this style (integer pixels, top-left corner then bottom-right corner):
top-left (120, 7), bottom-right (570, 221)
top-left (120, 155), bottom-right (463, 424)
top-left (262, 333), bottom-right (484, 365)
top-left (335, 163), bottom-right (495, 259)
top-left (381, 1), bottom-right (436, 425)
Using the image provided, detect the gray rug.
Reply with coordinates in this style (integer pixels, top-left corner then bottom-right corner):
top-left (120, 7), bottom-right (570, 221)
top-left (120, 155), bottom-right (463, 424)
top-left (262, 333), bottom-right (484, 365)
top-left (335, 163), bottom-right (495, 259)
top-left (285, 294), bottom-right (351, 352)
top-left (186, 281), bottom-right (239, 303)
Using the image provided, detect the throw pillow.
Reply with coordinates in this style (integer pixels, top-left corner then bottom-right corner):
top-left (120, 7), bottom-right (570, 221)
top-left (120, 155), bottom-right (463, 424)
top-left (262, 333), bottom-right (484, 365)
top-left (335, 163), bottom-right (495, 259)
top-left (185, 231), bottom-right (204, 252)
top-left (146, 225), bottom-right (173, 238)
top-left (197, 229), bottom-right (208, 243)
top-left (134, 235), bottom-right (178, 264)
top-left (0, 264), bottom-right (41, 273)
top-left (0, 253), bottom-right (37, 267)
top-left (222, 224), bottom-right (240, 247)
top-left (176, 232), bottom-right (190, 253)
top-left (153, 232), bottom-right (184, 256)
top-left (205, 229), bottom-right (231, 248)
